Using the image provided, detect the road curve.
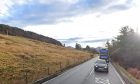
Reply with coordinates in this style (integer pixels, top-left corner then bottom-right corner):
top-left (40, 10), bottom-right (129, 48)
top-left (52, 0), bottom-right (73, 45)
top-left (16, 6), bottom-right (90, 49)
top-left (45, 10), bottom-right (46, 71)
top-left (43, 57), bottom-right (125, 84)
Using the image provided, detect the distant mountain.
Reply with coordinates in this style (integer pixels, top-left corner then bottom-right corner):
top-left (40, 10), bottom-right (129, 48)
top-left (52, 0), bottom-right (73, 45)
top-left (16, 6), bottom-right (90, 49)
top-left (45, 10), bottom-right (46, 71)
top-left (0, 24), bottom-right (62, 46)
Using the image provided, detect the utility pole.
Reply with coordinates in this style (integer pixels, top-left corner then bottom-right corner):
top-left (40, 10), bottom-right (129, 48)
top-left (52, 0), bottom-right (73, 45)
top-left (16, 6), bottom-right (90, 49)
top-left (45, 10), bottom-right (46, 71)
top-left (6, 29), bottom-right (8, 36)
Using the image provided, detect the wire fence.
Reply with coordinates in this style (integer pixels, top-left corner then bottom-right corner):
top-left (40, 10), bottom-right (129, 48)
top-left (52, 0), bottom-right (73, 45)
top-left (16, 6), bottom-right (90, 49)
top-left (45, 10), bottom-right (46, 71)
top-left (0, 56), bottom-right (92, 84)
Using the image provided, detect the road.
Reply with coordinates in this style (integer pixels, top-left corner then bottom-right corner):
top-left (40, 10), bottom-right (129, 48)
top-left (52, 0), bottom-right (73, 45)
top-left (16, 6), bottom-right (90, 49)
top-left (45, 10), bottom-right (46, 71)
top-left (43, 57), bottom-right (125, 84)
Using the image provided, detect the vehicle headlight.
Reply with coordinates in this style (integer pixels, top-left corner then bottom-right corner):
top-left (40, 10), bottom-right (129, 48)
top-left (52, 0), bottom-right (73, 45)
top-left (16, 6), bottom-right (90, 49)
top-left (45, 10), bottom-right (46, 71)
top-left (95, 65), bottom-right (98, 67)
top-left (104, 66), bottom-right (107, 68)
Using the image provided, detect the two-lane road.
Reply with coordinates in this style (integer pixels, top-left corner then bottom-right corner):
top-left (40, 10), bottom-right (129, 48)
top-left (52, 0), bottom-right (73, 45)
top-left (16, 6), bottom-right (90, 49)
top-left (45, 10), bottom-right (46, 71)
top-left (43, 57), bottom-right (125, 84)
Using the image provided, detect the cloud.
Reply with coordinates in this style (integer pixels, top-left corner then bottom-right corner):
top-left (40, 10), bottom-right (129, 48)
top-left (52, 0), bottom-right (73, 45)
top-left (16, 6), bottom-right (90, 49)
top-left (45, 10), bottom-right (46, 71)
top-left (0, 0), bottom-right (134, 27)
top-left (0, 0), bottom-right (13, 16)
top-left (58, 37), bottom-right (82, 41)
top-left (81, 38), bottom-right (111, 43)
top-left (23, 4), bottom-right (140, 47)
top-left (37, 0), bottom-right (80, 5)
top-left (59, 37), bottom-right (111, 44)
top-left (59, 38), bottom-right (111, 47)
top-left (58, 37), bottom-right (83, 44)
top-left (107, 0), bottom-right (133, 10)
top-left (56, 36), bottom-right (111, 47)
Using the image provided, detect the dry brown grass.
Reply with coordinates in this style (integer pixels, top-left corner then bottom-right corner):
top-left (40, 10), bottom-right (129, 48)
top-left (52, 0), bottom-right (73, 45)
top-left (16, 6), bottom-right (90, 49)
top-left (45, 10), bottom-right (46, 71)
top-left (127, 68), bottom-right (140, 80)
top-left (115, 63), bottom-right (140, 84)
top-left (0, 34), bottom-right (93, 84)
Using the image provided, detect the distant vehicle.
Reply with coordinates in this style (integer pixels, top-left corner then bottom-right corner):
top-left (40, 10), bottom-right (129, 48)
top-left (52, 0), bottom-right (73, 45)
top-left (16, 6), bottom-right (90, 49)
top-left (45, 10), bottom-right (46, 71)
top-left (94, 59), bottom-right (108, 72)
top-left (99, 48), bottom-right (109, 63)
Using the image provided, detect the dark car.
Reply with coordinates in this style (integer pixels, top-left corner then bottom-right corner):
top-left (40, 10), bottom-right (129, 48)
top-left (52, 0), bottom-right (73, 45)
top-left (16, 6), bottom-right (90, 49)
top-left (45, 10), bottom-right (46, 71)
top-left (94, 59), bottom-right (108, 72)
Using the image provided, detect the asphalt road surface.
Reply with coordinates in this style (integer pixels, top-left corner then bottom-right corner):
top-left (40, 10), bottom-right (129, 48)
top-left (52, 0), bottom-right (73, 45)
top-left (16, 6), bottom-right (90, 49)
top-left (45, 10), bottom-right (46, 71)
top-left (43, 57), bottom-right (125, 84)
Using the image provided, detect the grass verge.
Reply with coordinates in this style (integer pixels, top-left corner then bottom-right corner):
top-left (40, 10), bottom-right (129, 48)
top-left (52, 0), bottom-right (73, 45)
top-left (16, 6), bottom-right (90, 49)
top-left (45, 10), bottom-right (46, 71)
top-left (113, 63), bottom-right (140, 84)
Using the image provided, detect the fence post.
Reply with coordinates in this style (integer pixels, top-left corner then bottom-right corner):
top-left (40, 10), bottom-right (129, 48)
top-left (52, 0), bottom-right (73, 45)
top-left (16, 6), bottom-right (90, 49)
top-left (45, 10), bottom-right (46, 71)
top-left (47, 67), bottom-right (50, 75)
top-left (25, 71), bottom-right (28, 84)
top-left (59, 62), bottom-right (62, 72)
top-left (6, 29), bottom-right (8, 36)
top-left (66, 59), bottom-right (68, 67)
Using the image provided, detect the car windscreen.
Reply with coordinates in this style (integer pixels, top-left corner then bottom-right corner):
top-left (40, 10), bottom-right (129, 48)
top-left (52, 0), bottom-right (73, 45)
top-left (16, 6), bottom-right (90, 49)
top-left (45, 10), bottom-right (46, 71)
top-left (96, 60), bottom-right (106, 64)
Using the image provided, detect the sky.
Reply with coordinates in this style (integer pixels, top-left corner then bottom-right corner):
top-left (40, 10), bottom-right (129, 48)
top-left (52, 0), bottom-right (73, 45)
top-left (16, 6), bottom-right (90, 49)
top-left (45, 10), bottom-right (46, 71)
top-left (0, 0), bottom-right (140, 47)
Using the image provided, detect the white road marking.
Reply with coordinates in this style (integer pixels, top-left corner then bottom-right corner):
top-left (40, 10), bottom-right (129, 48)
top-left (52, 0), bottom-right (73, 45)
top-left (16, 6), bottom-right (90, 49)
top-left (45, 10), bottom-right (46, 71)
top-left (114, 68), bottom-right (126, 84)
top-left (89, 67), bottom-right (94, 75)
top-left (110, 64), bottom-right (126, 84)
top-left (95, 77), bottom-right (110, 84)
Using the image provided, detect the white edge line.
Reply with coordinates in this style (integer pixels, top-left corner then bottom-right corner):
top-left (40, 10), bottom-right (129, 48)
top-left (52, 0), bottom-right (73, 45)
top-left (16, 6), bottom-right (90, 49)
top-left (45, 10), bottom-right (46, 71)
top-left (89, 67), bottom-right (95, 75)
top-left (114, 67), bottom-right (126, 84)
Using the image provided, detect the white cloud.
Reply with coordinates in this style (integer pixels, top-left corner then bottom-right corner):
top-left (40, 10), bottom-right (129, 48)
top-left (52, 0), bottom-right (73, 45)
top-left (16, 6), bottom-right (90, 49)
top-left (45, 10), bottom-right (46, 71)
top-left (23, 3), bottom-right (140, 47)
top-left (38, 0), bottom-right (54, 4)
top-left (115, 0), bottom-right (128, 4)
top-left (106, 0), bottom-right (128, 7)
top-left (0, 0), bottom-right (29, 17)
top-left (12, 0), bottom-right (29, 5)
top-left (59, 0), bottom-right (79, 4)
top-left (1, 0), bottom-right (139, 47)
top-left (0, 0), bottom-right (13, 16)
top-left (38, 0), bottom-right (79, 4)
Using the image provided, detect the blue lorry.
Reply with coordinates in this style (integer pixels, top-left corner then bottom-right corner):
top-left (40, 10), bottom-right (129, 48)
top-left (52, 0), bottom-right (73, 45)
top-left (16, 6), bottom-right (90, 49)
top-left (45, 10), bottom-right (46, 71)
top-left (99, 48), bottom-right (109, 63)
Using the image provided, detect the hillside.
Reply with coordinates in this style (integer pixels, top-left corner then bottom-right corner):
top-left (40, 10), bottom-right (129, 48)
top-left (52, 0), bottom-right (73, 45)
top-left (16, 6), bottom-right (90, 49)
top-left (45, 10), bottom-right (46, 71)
top-left (0, 34), bottom-right (92, 84)
top-left (0, 24), bottom-right (62, 46)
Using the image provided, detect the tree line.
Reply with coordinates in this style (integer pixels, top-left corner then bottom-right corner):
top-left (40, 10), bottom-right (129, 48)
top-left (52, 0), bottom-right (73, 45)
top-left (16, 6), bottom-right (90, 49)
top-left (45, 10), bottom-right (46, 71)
top-left (107, 26), bottom-right (140, 69)
top-left (75, 43), bottom-right (98, 53)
